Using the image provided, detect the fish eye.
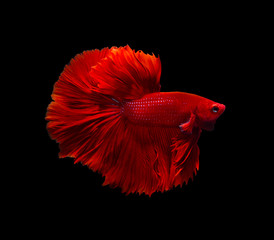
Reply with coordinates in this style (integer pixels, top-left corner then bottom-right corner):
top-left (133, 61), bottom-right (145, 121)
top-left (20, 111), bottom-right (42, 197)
top-left (211, 106), bottom-right (219, 113)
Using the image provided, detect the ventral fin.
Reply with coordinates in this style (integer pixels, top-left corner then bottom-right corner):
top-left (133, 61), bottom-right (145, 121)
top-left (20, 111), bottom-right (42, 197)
top-left (179, 113), bottom-right (196, 134)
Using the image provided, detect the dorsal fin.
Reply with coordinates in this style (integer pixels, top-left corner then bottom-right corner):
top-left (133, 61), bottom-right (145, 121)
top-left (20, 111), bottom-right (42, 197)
top-left (89, 45), bottom-right (161, 101)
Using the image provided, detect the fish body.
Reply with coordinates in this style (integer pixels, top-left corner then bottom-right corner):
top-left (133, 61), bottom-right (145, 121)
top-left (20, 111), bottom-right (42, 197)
top-left (123, 92), bottom-right (225, 132)
top-left (46, 45), bottom-right (225, 196)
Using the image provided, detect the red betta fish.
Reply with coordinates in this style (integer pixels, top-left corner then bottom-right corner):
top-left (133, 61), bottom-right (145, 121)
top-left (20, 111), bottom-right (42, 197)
top-left (46, 45), bottom-right (225, 196)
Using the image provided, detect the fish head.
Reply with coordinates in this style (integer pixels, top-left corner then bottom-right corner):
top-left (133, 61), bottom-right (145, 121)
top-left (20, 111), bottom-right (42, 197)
top-left (196, 98), bottom-right (225, 131)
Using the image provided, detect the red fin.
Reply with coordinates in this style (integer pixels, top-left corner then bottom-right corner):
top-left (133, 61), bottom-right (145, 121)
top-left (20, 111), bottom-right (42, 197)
top-left (170, 127), bottom-right (201, 187)
top-left (94, 123), bottom-right (201, 195)
top-left (46, 46), bottom-right (165, 196)
top-left (89, 45), bottom-right (161, 101)
top-left (46, 47), bottom-right (118, 158)
top-left (97, 124), bottom-right (181, 196)
top-left (46, 46), bottom-right (202, 195)
top-left (179, 112), bottom-right (196, 134)
top-left (46, 46), bottom-right (203, 195)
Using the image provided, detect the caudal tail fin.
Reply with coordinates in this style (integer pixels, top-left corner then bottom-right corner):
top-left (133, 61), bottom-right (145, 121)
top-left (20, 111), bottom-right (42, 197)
top-left (46, 46), bottom-right (163, 195)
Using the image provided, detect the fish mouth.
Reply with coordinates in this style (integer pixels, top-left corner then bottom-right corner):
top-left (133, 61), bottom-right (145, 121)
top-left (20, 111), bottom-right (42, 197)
top-left (218, 104), bottom-right (226, 115)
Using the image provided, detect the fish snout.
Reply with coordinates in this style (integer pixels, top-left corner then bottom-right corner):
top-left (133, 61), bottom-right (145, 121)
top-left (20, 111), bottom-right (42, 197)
top-left (218, 103), bottom-right (226, 115)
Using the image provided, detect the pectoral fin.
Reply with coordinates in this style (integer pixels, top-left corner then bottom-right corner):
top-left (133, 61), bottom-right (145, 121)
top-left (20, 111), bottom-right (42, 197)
top-left (179, 113), bottom-right (196, 134)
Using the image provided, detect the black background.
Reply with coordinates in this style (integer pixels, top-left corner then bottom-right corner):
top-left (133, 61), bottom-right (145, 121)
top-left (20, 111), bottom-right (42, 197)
top-left (3, 2), bottom-right (268, 236)
top-left (6, 2), bottom-right (270, 237)
top-left (37, 37), bottom-right (239, 203)
top-left (31, 13), bottom-right (251, 222)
